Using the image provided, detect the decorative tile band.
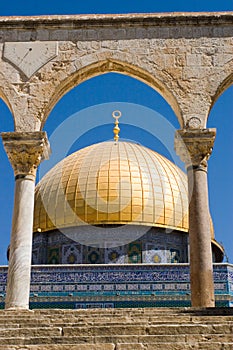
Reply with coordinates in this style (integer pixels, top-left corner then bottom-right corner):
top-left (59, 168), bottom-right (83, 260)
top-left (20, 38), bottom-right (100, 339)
top-left (0, 263), bottom-right (232, 308)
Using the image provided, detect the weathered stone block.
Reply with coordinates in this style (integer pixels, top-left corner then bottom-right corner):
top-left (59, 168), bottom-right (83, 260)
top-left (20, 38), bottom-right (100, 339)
top-left (49, 30), bottom-right (69, 41)
top-left (164, 54), bottom-right (175, 67)
top-left (116, 344), bottom-right (144, 350)
top-left (86, 29), bottom-right (98, 40)
top-left (186, 53), bottom-right (202, 67)
top-left (36, 29), bottom-right (50, 41)
top-left (17, 31), bottom-right (32, 41)
top-left (146, 344), bottom-right (194, 350)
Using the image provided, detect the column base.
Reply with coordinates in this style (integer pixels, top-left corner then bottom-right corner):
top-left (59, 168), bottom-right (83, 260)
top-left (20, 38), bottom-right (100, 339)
top-left (5, 306), bottom-right (34, 312)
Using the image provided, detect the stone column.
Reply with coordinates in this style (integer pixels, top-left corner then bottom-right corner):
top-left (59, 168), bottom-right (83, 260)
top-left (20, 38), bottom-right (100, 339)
top-left (1, 132), bottom-right (50, 310)
top-left (175, 128), bottom-right (216, 308)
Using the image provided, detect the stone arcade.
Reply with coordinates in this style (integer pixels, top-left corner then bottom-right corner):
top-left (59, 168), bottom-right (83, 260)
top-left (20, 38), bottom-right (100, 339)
top-left (0, 12), bottom-right (232, 310)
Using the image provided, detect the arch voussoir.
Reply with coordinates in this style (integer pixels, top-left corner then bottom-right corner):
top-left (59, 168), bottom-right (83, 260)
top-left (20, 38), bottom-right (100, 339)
top-left (40, 51), bottom-right (182, 128)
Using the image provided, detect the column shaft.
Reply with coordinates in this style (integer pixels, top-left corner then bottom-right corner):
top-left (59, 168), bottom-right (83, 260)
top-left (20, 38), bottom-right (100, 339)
top-left (1, 131), bottom-right (50, 310)
top-left (5, 177), bottom-right (35, 309)
top-left (188, 166), bottom-right (215, 307)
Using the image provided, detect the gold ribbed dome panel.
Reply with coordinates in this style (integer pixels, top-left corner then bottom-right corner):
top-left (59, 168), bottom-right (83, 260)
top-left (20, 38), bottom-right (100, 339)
top-left (34, 141), bottom-right (190, 233)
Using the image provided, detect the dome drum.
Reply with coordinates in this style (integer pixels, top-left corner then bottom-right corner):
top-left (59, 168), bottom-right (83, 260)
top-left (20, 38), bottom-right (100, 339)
top-left (32, 226), bottom-right (189, 265)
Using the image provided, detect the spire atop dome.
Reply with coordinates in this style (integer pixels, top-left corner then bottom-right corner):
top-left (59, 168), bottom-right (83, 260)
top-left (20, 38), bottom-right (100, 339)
top-left (112, 110), bottom-right (121, 142)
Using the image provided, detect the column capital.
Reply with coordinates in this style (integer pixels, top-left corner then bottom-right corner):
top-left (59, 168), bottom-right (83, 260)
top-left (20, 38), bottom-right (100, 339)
top-left (174, 128), bottom-right (216, 169)
top-left (1, 131), bottom-right (50, 178)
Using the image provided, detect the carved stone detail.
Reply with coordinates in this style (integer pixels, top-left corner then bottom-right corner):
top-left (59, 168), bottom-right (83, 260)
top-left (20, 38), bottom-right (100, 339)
top-left (174, 129), bottom-right (216, 168)
top-left (1, 132), bottom-right (50, 177)
top-left (3, 41), bottom-right (58, 79)
top-left (186, 117), bottom-right (202, 129)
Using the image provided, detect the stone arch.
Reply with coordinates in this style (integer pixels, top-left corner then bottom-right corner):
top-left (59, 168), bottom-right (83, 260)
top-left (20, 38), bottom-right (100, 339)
top-left (41, 58), bottom-right (182, 129)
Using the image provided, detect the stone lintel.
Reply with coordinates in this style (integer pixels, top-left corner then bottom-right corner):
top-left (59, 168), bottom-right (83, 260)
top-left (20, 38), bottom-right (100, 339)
top-left (0, 12), bottom-right (232, 30)
top-left (174, 128), bottom-right (216, 169)
top-left (1, 131), bottom-right (50, 178)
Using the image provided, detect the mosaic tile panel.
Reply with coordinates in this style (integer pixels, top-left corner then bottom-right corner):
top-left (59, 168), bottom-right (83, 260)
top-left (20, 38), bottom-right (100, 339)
top-left (128, 242), bottom-right (142, 263)
top-left (48, 247), bottom-right (60, 264)
top-left (85, 247), bottom-right (102, 264)
top-left (32, 248), bottom-right (40, 265)
top-left (105, 246), bottom-right (126, 264)
top-left (144, 245), bottom-right (166, 263)
top-left (62, 244), bottom-right (82, 264)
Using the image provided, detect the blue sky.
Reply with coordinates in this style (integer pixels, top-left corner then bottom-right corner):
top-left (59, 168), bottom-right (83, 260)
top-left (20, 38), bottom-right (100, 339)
top-left (0, 0), bottom-right (233, 15)
top-left (0, 1), bottom-right (232, 265)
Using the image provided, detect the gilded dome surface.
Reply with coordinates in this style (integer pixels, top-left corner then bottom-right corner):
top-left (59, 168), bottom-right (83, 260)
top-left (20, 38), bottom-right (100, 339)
top-left (33, 141), bottom-right (189, 233)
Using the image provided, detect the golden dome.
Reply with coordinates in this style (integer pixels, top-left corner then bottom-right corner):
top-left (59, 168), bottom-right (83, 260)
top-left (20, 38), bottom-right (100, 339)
top-left (34, 141), bottom-right (189, 233)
